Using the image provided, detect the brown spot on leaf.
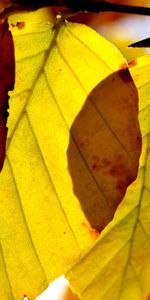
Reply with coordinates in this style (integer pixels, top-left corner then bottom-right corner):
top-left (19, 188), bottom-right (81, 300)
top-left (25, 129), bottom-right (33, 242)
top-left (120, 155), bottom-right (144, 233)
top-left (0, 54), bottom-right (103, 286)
top-left (109, 156), bottom-right (135, 194)
top-left (92, 157), bottom-right (111, 172)
top-left (92, 164), bottom-right (97, 170)
top-left (109, 164), bottom-right (127, 177)
top-left (128, 59), bottom-right (137, 68)
top-left (111, 77), bottom-right (115, 82)
top-left (116, 176), bottom-right (133, 193)
top-left (16, 22), bottom-right (25, 30)
top-left (11, 22), bottom-right (25, 30)
top-left (82, 222), bottom-right (100, 240)
top-left (119, 62), bottom-right (128, 70)
top-left (0, 19), bottom-right (15, 171)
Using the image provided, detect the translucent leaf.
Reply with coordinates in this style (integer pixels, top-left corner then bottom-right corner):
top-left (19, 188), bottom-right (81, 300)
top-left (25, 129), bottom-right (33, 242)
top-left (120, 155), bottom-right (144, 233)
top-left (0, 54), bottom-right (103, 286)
top-left (67, 55), bottom-right (150, 300)
top-left (0, 20), bottom-right (140, 299)
top-left (67, 68), bottom-right (141, 230)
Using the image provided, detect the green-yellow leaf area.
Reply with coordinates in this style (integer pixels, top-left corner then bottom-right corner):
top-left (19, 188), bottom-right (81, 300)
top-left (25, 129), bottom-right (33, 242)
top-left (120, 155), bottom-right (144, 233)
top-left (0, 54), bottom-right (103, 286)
top-left (0, 20), bottom-right (137, 300)
top-left (67, 55), bottom-right (150, 300)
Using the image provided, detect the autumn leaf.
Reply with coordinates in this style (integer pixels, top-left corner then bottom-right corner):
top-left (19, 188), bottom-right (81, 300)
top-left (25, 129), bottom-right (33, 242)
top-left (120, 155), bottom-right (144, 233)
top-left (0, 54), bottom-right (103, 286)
top-left (67, 55), bottom-right (150, 300)
top-left (0, 19), bottom-right (15, 171)
top-left (0, 19), bottom-right (140, 299)
top-left (67, 67), bottom-right (141, 230)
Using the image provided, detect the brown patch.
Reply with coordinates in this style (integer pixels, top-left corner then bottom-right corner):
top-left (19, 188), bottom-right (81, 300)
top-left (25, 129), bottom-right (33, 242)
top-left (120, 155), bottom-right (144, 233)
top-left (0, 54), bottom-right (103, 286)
top-left (102, 158), bottom-right (111, 167)
top-left (109, 154), bottom-right (128, 177)
top-left (82, 222), bottom-right (100, 240)
top-left (118, 68), bottom-right (131, 83)
top-left (92, 157), bottom-right (110, 171)
top-left (116, 174), bottom-right (134, 193)
top-left (109, 164), bottom-right (127, 177)
top-left (92, 155), bottom-right (100, 170)
top-left (128, 59), bottom-right (137, 68)
top-left (116, 180), bottom-right (126, 193)
top-left (11, 22), bottom-right (25, 30)
top-left (17, 22), bottom-right (25, 30)
top-left (109, 156), bottom-right (135, 194)
top-left (92, 164), bottom-right (97, 170)
top-left (111, 77), bottom-right (115, 82)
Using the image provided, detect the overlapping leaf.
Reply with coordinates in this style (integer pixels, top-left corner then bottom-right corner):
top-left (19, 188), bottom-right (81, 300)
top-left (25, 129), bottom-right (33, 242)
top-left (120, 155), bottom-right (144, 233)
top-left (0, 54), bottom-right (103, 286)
top-left (0, 20), bottom-right (15, 171)
top-left (67, 55), bottom-right (150, 300)
top-left (0, 19), bottom-right (140, 299)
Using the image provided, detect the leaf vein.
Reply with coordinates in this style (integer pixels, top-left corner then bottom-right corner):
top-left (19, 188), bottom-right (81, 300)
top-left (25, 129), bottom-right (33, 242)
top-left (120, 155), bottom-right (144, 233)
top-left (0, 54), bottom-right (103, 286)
top-left (82, 241), bottom-right (130, 296)
top-left (6, 157), bottom-right (48, 284)
top-left (0, 240), bottom-right (15, 300)
top-left (116, 135), bottom-right (150, 300)
top-left (25, 112), bottom-right (81, 251)
top-left (65, 24), bottom-right (113, 72)
top-left (43, 71), bottom-right (111, 208)
top-left (56, 44), bottom-right (87, 94)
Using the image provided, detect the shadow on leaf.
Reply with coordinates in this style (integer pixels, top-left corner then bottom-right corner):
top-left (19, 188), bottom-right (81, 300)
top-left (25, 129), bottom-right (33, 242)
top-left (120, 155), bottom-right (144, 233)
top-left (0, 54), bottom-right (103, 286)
top-left (67, 68), bottom-right (141, 232)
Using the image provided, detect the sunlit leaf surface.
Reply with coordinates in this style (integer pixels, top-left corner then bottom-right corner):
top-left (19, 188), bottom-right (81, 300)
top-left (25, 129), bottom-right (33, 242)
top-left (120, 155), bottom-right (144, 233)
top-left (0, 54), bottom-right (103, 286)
top-left (0, 20), bottom-right (140, 299)
top-left (67, 55), bottom-right (150, 300)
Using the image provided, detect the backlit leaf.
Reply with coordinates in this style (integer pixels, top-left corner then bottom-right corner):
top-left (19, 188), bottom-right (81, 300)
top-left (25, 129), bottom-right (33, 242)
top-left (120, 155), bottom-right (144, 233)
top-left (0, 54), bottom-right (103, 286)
top-left (67, 55), bottom-right (150, 300)
top-left (0, 19), bottom-right (140, 299)
top-left (67, 68), bottom-right (141, 230)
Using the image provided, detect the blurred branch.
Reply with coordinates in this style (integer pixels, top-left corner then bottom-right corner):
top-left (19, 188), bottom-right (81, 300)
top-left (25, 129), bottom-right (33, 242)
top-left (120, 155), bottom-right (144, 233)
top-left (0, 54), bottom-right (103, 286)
top-left (129, 38), bottom-right (150, 48)
top-left (13, 0), bottom-right (150, 16)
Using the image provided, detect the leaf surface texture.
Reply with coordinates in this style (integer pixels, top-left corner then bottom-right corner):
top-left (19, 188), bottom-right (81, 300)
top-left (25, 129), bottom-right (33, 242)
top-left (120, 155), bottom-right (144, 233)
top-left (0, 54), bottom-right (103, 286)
top-left (67, 55), bottom-right (150, 300)
top-left (0, 20), bottom-right (140, 299)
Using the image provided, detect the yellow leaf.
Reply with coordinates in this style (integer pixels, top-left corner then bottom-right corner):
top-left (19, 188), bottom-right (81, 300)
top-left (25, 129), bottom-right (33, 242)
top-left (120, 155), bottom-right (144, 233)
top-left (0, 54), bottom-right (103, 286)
top-left (67, 55), bottom-right (150, 300)
top-left (0, 19), bottom-right (140, 299)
